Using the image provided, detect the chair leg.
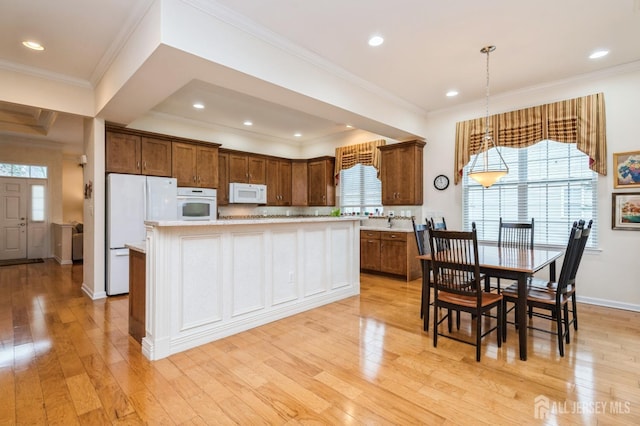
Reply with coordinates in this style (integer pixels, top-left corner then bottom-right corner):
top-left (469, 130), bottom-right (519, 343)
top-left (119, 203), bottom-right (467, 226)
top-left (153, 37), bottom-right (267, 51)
top-left (502, 300), bottom-right (508, 343)
top-left (497, 303), bottom-right (503, 348)
top-left (456, 309), bottom-right (461, 330)
top-left (563, 303), bottom-right (571, 344)
top-left (572, 294), bottom-right (578, 330)
top-left (476, 310), bottom-right (482, 362)
top-left (555, 306), bottom-right (564, 357)
top-left (433, 305), bottom-right (438, 348)
top-left (447, 309), bottom-right (453, 333)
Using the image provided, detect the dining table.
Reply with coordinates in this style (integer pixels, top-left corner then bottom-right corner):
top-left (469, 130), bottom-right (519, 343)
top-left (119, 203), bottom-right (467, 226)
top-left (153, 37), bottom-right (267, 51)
top-left (417, 244), bottom-right (564, 361)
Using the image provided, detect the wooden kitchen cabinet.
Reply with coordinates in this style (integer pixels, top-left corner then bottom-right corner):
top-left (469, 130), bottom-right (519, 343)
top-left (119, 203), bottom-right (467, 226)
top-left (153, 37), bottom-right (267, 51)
top-left (291, 160), bottom-right (308, 206)
top-left (266, 158), bottom-right (292, 206)
top-left (229, 153), bottom-right (266, 184)
top-left (360, 230), bottom-right (381, 271)
top-left (106, 130), bottom-right (173, 176)
top-left (360, 230), bottom-right (421, 281)
top-left (172, 142), bottom-right (219, 188)
top-left (379, 140), bottom-right (425, 206)
top-left (307, 156), bottom-right (335, 206)
top-left (129, 248), bottom-right (146, 344)
top-left (218, 152), bottom-right (229, 205)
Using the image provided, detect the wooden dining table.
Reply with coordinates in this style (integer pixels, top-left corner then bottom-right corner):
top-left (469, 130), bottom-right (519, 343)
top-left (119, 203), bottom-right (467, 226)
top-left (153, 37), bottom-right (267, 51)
top-left (417, 245), bottom-right (564, 361)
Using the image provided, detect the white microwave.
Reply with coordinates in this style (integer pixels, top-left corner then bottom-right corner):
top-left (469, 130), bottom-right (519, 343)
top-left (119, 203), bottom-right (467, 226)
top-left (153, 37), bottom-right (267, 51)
top-left (229, 183), bottom-right (267, 204)
top-left (177, 187), bottom-right (217, 220)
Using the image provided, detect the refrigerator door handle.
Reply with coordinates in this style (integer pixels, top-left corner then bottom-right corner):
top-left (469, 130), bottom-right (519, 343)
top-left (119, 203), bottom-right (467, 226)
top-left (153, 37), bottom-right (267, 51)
top-left (115, 251), bottom-right (130, 256)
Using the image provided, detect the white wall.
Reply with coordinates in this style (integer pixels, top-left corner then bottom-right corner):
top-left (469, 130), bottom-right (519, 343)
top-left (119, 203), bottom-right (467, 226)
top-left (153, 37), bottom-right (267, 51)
top-left (62, 155), bottom-right (84, 223)
top-left (423, 63), bottom-right (640, 311)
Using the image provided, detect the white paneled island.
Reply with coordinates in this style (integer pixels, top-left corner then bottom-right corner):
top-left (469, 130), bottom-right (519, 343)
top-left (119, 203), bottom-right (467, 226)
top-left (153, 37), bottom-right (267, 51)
top-left (139, 216), bottom-right (361, 360)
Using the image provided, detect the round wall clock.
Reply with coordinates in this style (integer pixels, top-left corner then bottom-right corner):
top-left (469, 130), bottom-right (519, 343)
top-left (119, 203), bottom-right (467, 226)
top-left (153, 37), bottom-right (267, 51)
top-left (434, 174), bottom-right (449, 190)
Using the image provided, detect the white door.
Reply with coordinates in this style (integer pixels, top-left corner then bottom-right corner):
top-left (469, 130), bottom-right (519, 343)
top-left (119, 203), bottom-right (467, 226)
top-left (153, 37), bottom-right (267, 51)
top-left (0, 178), bottom-right (27, 260)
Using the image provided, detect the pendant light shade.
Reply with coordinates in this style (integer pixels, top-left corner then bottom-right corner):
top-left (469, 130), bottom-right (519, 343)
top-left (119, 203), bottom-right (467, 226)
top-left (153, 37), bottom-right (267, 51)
top-left (468, 45), bottom-right (508, 188)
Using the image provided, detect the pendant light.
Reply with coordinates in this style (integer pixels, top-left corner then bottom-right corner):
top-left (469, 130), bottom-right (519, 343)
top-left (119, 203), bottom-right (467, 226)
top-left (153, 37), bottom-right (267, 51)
top-left (468, 45), bottom-right (508, 188)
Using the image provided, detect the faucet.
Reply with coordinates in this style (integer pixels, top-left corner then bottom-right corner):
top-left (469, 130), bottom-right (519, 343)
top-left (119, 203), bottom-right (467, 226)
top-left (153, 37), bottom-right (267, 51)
top-left (387, 216), bottom-right (392, 228)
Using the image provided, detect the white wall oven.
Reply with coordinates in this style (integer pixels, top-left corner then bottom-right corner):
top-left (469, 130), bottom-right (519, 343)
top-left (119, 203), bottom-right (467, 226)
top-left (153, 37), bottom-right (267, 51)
top-left (177, 187), bottom-right (217, 220)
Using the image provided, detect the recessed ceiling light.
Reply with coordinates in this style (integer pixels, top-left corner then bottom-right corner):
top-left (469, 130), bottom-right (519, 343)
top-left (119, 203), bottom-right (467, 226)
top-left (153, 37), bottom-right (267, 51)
top-left (368, 35), bottom-right (384, 47)
top-left (243, 120), bottom-right (253, 126)
top-left (589, 50), bottom-right (609, 59)
top-left (346, 124), bottom-right (353, 129)
top-left (294, 133), bottom-right (302, 137)
top-left (192, 103), bottom-right (204, 109)
top-left (22, 41), bottom-right (44, 51)
top-left (446, 90), bottom-right (459, 97)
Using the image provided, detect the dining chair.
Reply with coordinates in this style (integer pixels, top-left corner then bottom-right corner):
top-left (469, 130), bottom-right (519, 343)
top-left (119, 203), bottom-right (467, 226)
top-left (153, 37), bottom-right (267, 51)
top-left (428, 217), bottom-right (447, 231)
top-left (428, 222), bottom-right (503, 361)
top-left (501, 221), bottom-right (583, 357)
top-left (491, 218), bottom-right (535, 293)
top-left (412, 217), bottom-right (430, 323)
top-left (527, 219), bottom-right (592, 331)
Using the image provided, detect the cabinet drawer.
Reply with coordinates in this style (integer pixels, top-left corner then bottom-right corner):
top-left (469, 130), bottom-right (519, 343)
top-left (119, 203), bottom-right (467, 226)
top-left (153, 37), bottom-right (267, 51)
top-left (360, 230), bottom-right (381, 240)
top-left (381, 232), bottom-right (407, 242)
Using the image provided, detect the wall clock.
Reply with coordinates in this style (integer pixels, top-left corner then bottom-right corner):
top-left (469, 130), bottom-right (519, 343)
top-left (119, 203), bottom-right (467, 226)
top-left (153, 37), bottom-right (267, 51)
top-left (434, 174), bottom-right (449, 191)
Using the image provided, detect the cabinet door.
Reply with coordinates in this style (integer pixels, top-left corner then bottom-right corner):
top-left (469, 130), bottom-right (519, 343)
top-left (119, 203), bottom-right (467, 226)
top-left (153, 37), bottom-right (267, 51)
top-left (266, 159), bottom-right (279, 205)
top-left (291, 160), bottom-right (308, 206)
top-left (106, 132), bottom-right (141, 174)
top-left (380, 149), bottom-right (399, 205)
top-left (128, 250), bottom-right (146, 343)
top-left (196, 145), bottom-right (218, 188)
top-left (248, 156), bottom-right (266, 184)
top-left (172, 142), bottom-right (198, 187)
top-left (308, 158), bottom-right (335, 206)
top-left (278, 160), bottom-right (292, 206)
top-left (141, 137), bottom-right (172, 176)
top-left (393, 145), bottom-right (417, 205)
top-left (360, 232), bottom-right (381, 271)
top-left (229, 153), bottom-right (248, 183)
top-left (218, 153), bottom-right (229, 205)
top-left (380, 141), bottom-right (424, 206)
top-left (380, 239), bottom-right (406, 275)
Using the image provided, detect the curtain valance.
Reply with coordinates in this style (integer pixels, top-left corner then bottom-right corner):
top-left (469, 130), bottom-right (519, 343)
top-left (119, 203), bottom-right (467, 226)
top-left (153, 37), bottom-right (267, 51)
top-left (454, 93), bottom-right (607, 184)
top-left (334, 139), bottom-right (386, 180)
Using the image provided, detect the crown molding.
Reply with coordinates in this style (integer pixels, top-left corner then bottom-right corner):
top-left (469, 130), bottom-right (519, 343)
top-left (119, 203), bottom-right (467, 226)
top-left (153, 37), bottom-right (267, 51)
top-left (0, 59), bottom-right (92, 89)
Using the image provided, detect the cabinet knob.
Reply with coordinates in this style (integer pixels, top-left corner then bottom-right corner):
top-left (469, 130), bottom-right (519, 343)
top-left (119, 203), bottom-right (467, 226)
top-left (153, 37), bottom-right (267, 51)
top-left (193, 176), bottom-right (196, 182)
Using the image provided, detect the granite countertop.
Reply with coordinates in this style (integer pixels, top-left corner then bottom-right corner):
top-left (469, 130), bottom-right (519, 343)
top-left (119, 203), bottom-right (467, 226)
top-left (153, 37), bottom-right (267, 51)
top-left (145, 215), bottom-right (361, 227)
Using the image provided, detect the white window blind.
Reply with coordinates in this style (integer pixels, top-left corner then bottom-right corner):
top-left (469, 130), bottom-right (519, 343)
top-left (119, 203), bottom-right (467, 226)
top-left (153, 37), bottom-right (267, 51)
top-left (339, 164), bottom-right (383, 215)
top-left (463, 140), bottom-right (597, 248)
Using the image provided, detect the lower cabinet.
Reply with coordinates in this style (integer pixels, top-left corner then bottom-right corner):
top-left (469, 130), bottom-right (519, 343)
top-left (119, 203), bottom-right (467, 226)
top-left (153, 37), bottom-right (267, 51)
top-left (360, 230), bottom-right (421, 281)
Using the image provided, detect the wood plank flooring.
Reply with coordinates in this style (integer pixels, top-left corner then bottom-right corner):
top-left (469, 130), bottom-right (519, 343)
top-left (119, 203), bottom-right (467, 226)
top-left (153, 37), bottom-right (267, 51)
top-left (1, 259), bottom-right (639, 424)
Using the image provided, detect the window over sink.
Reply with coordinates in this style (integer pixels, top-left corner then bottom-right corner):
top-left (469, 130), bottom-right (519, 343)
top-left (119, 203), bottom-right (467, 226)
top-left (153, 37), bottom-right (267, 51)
top-left (339, 164), bottom-right (383, 216)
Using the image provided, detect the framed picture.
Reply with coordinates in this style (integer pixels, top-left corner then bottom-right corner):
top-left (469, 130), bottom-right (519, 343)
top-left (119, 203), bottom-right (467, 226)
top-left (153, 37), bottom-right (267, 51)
top-left (613, 151), bottom-right (640, 188)
top-left (612, 192), bottom-right (640, 230)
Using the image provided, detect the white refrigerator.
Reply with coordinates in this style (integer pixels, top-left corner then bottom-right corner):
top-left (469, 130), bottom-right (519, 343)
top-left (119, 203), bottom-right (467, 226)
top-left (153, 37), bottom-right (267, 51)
top-left (106, 173), bottom-right (177, 295)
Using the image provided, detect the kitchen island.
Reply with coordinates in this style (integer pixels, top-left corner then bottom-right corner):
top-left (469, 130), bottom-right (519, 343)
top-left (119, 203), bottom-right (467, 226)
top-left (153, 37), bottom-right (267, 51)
top-left (139, 216), bottom-right (361, 360)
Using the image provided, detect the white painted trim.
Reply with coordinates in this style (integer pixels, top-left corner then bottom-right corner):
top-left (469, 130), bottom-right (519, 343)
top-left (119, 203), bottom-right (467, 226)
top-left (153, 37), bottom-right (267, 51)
top-left (577, 296), bottom-right (640, 313)
top-left (81, 283), bottom-right (107, 300)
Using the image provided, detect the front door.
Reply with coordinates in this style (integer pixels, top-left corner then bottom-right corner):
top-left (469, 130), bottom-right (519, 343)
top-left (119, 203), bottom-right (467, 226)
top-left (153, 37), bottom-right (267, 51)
top-left (0, 178), bottom-right (27, 260)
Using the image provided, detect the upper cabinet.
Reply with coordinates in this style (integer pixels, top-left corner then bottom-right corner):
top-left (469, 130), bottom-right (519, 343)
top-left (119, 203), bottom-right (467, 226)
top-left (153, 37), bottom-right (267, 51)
top-left (266, 158), bottom-right (292, 206)
top-left (172, 142), bottom-right (219, 188)
top-left (229, 153), bottom-right (266, 184)
top-left (307, 157), bottom-right (335, 206)
top-left (217, 152), bottom-right (230, 206)
top-left (291, 160), bottom-right (308, 206)
top-left (106, 130), bottom-right (172, 176)
top-left (379, 140), bottom-right (425, 206)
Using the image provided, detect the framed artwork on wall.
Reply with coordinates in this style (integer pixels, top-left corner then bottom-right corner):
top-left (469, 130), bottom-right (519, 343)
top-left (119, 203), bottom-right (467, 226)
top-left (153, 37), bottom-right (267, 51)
top-left (613, 151), bottom-right (640, 188)
top-left (612, 192), bottom-right (640, 230)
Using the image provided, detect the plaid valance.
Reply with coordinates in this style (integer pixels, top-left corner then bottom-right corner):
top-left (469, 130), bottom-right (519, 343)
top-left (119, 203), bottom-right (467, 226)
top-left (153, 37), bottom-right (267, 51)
top-left (454, 93), bottom-right (607, 184)
top-left (334, 139), bottom-right (386, 180)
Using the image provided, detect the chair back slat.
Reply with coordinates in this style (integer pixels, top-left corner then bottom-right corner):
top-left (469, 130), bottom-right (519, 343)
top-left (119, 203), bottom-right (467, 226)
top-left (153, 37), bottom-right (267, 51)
top-left (411, 217), bottom-right (428, 256)
top-left (428, 217), bottom-right (448, 251)
top-left (428, 224), bottom-right (482, 301)
top-left (498, 217), bottom-right (534, 250)
top-left (568, 219), bottom-right (592, 284)
top-left (556, 221), bottom-right (583, 295)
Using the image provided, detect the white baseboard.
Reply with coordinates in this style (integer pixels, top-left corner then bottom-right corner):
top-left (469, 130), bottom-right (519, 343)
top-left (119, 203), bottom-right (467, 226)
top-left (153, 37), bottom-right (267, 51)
top-left (82, 283), bottom-right (107, 300)
top-left (53, 255), bottom-right (73, 265)
top-left (577, 296), bottom-right (640, 313)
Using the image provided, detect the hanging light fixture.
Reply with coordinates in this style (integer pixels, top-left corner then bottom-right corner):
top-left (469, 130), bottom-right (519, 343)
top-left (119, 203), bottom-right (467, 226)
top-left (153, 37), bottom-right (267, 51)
top-left (468, 45), bottom-right (508, 188)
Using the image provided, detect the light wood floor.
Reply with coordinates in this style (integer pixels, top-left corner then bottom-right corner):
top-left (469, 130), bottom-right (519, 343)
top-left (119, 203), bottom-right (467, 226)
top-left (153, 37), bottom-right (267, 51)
top-left (1, 259), bottom-right (639, 425)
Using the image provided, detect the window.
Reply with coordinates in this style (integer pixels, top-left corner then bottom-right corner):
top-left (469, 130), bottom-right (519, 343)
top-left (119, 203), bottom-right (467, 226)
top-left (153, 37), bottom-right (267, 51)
top-left (31, 184), bottom-right (45, 222)
top-left (339, 164), bottom-right (383, 215)
top-left (463, 140), bottom-right (597, 248)
top-left (0, 163), bottom-right (47, 178)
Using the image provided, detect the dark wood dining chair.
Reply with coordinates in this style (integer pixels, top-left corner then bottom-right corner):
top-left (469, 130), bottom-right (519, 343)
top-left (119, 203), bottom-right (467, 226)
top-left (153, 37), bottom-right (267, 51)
top-left (491, 218), bottom-right (535, 293)
top-left (428, 217), bottom-right (447, 231)
top-left (501, 221), bottom-right (583, 357)
top-left (412, 217), bottom-right (430, 324)
top-left (527, 219), bottom-right (592, 331)
top-left (428, 223), bottom-right (503, 361)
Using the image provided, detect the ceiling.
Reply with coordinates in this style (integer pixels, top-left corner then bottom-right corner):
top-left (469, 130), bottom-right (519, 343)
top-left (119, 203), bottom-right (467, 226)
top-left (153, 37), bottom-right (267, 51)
top-left (1, 0), bottom-right (640, 153)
